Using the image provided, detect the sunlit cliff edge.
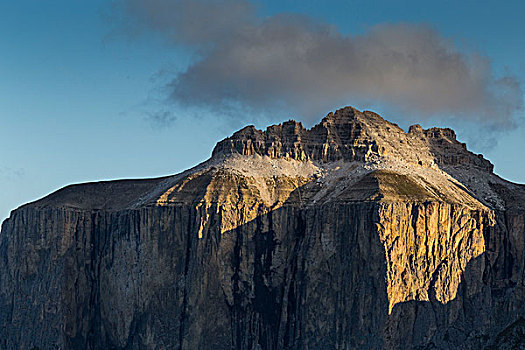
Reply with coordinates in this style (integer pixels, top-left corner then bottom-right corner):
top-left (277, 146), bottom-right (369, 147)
top-left (1, 107), bottom-right (524, 349)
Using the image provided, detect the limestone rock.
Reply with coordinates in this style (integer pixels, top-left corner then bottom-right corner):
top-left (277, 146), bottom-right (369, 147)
top-left (0, 106), bottom-right (523, 349)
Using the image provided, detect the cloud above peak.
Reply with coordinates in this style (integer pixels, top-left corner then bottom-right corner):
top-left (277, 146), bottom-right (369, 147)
top-left (114, 0), bottom-right (522, 127)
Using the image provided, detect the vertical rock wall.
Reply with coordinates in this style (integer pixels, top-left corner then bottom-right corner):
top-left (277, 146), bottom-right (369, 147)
top-left (0, 199), bottom-right (523, 349)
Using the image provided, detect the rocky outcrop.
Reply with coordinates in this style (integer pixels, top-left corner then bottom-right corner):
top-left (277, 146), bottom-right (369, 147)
top-left (0, 106), bottom-right (523, 349)
top-left (408, 124), bottom-right (493, 172)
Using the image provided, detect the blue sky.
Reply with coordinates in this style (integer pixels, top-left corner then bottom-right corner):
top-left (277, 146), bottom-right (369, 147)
top-left (1, 0), bottom-right (524, 221)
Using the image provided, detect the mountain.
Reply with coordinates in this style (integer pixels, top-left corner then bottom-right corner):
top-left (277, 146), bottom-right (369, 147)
top-left (1, 106), bottom-right (524, 349)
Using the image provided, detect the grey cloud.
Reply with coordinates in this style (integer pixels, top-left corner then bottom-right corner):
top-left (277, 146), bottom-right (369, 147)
top-left (115, 0), bottom-right (523, 126)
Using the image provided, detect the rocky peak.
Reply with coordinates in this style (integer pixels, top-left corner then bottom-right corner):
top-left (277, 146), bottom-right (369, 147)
top-left (408, 123), bottom-right (493, 172)
top-left (212, 107), bottom-right (385, 162)
top-left (212, 106), bottom-right (494, 172)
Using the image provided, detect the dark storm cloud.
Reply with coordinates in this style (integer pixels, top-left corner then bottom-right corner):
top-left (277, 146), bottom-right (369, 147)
top-left (115, 0), bottom-right (523, 126)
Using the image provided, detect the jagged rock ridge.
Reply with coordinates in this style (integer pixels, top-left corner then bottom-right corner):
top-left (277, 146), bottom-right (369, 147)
top-left (0, 106), bottom-right (523, 349)
top-left (213, 107), bottom-right (493, 172)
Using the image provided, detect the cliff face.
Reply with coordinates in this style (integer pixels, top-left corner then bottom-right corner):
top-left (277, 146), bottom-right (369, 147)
top-left (1, 107), bottom-right (524, 349)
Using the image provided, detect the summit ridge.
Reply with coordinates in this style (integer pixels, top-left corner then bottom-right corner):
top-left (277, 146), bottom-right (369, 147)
top-left (212, 106), bottom-right (493, 172)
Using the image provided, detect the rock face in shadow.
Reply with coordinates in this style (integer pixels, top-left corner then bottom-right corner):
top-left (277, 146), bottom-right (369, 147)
top-left (0, 106), bottom-right (524, 349)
